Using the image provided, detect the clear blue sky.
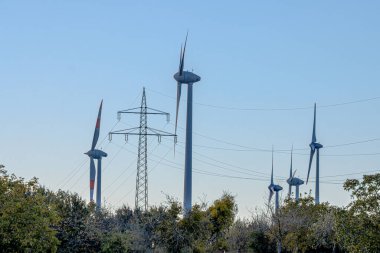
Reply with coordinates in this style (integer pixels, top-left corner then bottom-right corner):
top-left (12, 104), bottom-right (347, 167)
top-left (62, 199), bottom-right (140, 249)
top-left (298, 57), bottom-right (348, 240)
top-left (1, 1), bottom-right (379, 217)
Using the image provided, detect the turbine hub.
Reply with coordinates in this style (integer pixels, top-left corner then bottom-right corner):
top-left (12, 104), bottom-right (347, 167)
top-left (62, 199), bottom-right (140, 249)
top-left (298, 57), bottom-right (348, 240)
top-left (174, 71), bottom-right (201, 84)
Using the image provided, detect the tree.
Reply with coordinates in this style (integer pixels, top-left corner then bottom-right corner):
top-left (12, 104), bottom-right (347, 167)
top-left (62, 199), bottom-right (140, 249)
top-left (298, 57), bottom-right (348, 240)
top-left (100, 232), bottom-right (129, 253)
top-left (155, 198), bottom-right (186, 252)
top-left (247, 210), bottom-right (276, 253)
top-left (265, 196), bottom-right (340, 253)
top-left (226, 219), bottom-right (253, 252)
top-left (207, 192), bottom-right (237, 251)
top-left (46, 190), bottom-right (103, 253)
top-left (0, 168), bottom-right (60, 252)
top-left (180, 203), bottom-right (212, 252)
top-left (335, 173), bottom-right (380, 253)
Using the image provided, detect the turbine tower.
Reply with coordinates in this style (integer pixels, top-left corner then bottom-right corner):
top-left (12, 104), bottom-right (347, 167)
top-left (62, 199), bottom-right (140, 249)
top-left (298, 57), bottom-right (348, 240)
top-left (85, 100), bottom-right (107, 209)
top-left (268, 149), bottom-right (283, 212)
top-left (268, 149), bottom-right (283, 253)
top-left (286, 147), bottom-right (304, 201)
top-left (174, 34), bottom-right (201, 214)
top-left (306, 103), bottom-right (323, 204)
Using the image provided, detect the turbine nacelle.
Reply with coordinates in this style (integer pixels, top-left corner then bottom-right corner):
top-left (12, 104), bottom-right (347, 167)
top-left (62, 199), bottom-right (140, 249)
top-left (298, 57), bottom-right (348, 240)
top-left (310, 142), bottom-right (323, 150)
top-left (268, 183), bottom-right (282, 204)
top-left (287, 177), bottom-right (304, 186)
top-left (174, 71), bottom-right (201, 84)
top-left (273, 184), bottom-right (283, 192)
top-left (268, 184), bottom-right (282, 192)
top-left (85, 149), bottom-right (108, 159)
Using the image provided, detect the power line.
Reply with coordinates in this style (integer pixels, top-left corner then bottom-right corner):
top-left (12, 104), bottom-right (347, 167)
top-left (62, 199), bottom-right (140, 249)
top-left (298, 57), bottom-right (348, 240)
top-left (110, 141), bottom-right (356, 186)
top-left (116, 143), bottom-right (174, 205)
top-left (146, 87), bottom-right (380, 111)
top-left (105, 141), bottom-right (162, 203)
top-left (186, 142), bottom-right (380, 157)
top-left (319, 169), bottom-right (380, 178)
top-left (58, 159), bottom-right (87, 190)
top-left (173, 142), bottom-right (377, 182)
top-left (173, 122), bottom-right (380, 156)
top-left (104, 141), bottom-right (161, 198)
top-left (59, 120), bottom-right (120, 190)
top-left (166, 142), bottom-right (268, 177)
top-left (71, 93), bottom-right (145, 198)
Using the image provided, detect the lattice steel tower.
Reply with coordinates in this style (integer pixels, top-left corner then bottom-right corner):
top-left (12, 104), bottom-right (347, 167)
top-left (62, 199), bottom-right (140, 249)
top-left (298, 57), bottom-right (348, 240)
top-left (109, 87), bottom-right (176, 211)
top-left (136, 89), bottom-right (148, 210)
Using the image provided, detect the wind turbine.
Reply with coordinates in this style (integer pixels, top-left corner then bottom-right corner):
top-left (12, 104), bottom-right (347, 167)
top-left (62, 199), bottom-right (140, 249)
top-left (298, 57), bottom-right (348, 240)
top-left (174, 34), bottom-right (201, 214)
top-left (306, 103), bottom-right (323, 204)
top-left (268, 149), bottom-right (283, 212)
top-left (85, 100), bottom-right (107, 209)
top-left (286, 147), bottom-right (304, 201)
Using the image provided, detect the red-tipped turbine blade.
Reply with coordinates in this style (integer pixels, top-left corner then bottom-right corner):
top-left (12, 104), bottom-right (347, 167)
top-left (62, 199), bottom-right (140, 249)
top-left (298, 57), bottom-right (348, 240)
top-left (91, 100), bottom-right (103, 150)
top-left (90, 158), bottom-right (96, 202)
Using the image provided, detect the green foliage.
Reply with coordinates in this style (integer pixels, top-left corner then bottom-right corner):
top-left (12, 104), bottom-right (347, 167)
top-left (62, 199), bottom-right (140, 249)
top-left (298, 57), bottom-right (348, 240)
top-left (207, 192), bottom-right (237, 250)
top-left (226, 219), bottom-right (251, 251)
top-left (250, 230), bottom-right (275, 253)
top-left (101, 232), bottom-right (129, 253)
top-left (0, 168), bottom-right (60, 252)
top-left (277, 196), bottom-right (337, 252)
top-left (2, 164), bottom-right (379, 253)
top-left (335, 173), bottom-right (380, 253)
top-left (208, 193), bottom-right (237, 236)
top-left (47, 190), bottom-right (102, 253)
top-left (152, 193), bottom-right (237, 252)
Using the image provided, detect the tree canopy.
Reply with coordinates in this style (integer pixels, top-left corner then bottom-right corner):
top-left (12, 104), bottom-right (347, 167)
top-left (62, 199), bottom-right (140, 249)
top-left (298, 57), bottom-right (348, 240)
top-left (1, 165), bottom-right (380, 253)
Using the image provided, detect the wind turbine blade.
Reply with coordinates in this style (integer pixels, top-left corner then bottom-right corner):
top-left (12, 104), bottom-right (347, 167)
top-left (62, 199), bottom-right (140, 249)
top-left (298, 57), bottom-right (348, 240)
top-left (288, 145), bottom-right (293, 196)
top-left (178, 45), bottom-right (183, 75)
top-left (175, 82), bottom-right (182, 135)
top-left (179, 32), bottom-right (188, 76)
top-left (312, 103), bottom-right (317, 143)
top-left (91, 100), bottom-right (103, 150)
top-left (271, 147), bottom-right (274, 185)
top-left (90, 158), bottom-right (96, 202)
top-left (290, 146), bottom-right (293, 178)
top-left (96, 158), bottom-right (102, 208)
top-left (269, 189), bottom-right (274, 203)
top-left (292, 169), bottom-right (297, 179)
top-left (306, 149), bottom-right (315, 184)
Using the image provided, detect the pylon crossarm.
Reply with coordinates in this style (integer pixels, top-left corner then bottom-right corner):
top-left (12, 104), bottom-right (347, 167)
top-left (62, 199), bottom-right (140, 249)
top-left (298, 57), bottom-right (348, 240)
top-left (147, 127), bottom-right (177, 136)
top-left (146, 107), bottom-right (168, 114)
top-left (117, 107), bottom-right (141, 114)
top-left (108, 127), bottom-right (140, 142)
top-left (110, 127), bottom-right (140, 133)
top-left (146, 107), bottom-right (170, 122)
top-left (118, 108), bottom-right (169, 116)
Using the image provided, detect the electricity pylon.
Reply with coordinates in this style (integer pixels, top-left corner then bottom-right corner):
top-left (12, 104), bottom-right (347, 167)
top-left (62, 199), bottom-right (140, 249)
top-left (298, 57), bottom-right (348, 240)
top-left (109, 87), bottom-right (176, 211)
